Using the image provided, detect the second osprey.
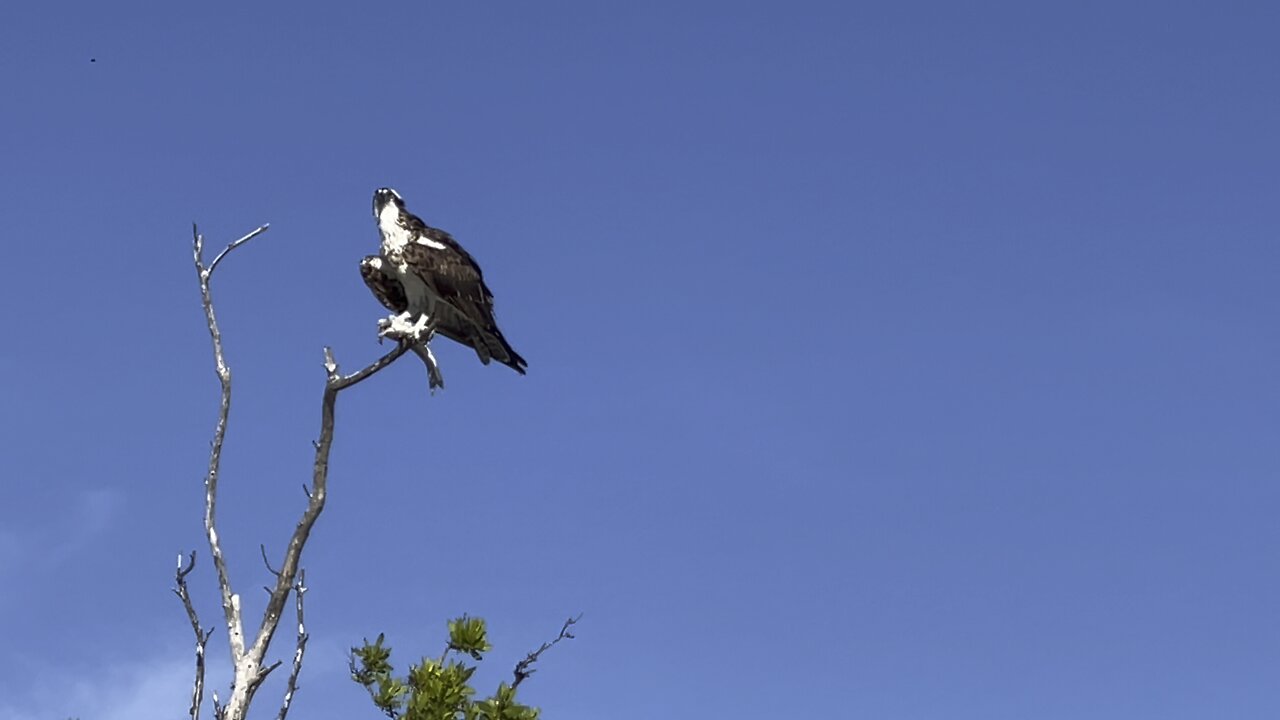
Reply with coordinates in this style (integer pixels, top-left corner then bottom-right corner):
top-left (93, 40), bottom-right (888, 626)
top-left (364, 187), bottom-right (527, 388)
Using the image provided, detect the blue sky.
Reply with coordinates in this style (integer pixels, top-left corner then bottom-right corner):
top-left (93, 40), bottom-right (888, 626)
top-left (1, 1), bottom-right (1278, 718)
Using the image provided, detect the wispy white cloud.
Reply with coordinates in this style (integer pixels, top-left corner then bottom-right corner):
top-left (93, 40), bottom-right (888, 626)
top-left (0, 648), bottom-right (196, 720)
top-left (0, 636), bottom-right (359, 720)
top-left (0, 627), bottom-right (364, 720)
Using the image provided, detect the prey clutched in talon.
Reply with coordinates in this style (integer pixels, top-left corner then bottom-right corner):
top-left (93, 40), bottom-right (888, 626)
top-left (374, 311), bottom-right (444, 390)
top-left (410, 343), bottom-right (445, 391)
top-left (375, 311), bottom-right (411, 340)
top-left (377, 311), bottom-right (435, 344)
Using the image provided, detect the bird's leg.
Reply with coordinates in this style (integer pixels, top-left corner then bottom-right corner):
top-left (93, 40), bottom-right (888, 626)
top-left (407, 314), bottom-right (436, 344)
top-left (376, 312), bottom-right (442, 390)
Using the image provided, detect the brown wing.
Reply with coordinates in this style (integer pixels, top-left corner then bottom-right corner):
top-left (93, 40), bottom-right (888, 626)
top-left (361, 254), bottom-right (481, 354)
top-left (401, 224), bottom-right (528, 374)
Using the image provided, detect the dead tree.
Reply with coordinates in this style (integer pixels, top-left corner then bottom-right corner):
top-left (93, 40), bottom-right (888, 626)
top-left (175, 223), bottom-right (411, 720)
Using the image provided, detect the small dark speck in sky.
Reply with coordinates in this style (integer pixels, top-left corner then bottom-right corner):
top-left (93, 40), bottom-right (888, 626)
top-left (90, 58), bottom-right (96, 62)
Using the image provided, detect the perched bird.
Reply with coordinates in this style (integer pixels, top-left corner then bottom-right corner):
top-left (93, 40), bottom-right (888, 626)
top-left (365, 188), bottom-right (527, 385)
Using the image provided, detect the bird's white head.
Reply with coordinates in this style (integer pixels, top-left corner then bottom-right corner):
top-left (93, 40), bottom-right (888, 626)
top-left (372, 187), bottom-right (404, 220)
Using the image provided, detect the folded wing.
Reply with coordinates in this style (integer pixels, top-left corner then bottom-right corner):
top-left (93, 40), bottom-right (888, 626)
top-left (360, 253), bottom-right (527, 375)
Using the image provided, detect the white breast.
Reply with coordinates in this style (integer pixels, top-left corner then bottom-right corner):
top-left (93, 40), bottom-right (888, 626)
top-left (378, 203), bottom-right (413, 253)
top-left (378, 207), bottom-right (437, 316)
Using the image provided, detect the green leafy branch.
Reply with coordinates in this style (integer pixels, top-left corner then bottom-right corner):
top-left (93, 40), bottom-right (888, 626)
top-left (351, 616), bottom-right (578, 720)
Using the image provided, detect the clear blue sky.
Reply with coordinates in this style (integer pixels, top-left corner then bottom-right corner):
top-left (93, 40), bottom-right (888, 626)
top-left (1, 1), bottom-right (1277, 718)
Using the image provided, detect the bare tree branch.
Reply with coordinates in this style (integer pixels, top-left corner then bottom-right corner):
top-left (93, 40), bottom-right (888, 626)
top-left (193, 222), bottom-right (269, 715)
top-left (512, 615), bottom-right (581, 689)
top-left (277, 569), bottom-right (309, 720)
top-left (326, 344), bottom-right (411, 391)
top-left (191, 221), bottom-right (411, 720)
top-left (174, 552), bottom-right (213, 720)
top-left (241, 344), bottom-right (409, 702)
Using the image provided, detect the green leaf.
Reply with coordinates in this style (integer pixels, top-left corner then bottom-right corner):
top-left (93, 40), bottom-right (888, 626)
top-left (447, 615), bottom-right (493, 660)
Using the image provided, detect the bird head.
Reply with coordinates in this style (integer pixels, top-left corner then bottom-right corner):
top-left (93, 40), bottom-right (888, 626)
top-left (372, 187), bottom-right (404, 219)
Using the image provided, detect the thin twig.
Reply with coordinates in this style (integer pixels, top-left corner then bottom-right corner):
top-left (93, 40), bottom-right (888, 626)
top-left (174, 551), bottom-right (214, 720)
top-left (277, 570), bottom-right (309, 720)
top-left (208, 224), bottom-right (270, 277)
top-left (260, 544), bottom-right (281, 577)
top-left (512, 615), bottom-right (582, 689)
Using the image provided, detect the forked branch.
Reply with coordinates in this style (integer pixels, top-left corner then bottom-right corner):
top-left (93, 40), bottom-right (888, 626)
top-left (185, 222), bottom-right (410, 720)
top-left (174, 552), bottom-right (213, 720)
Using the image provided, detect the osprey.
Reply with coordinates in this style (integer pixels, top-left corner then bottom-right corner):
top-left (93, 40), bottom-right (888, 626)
top-left (364, 187), bottom-right (527, 387)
